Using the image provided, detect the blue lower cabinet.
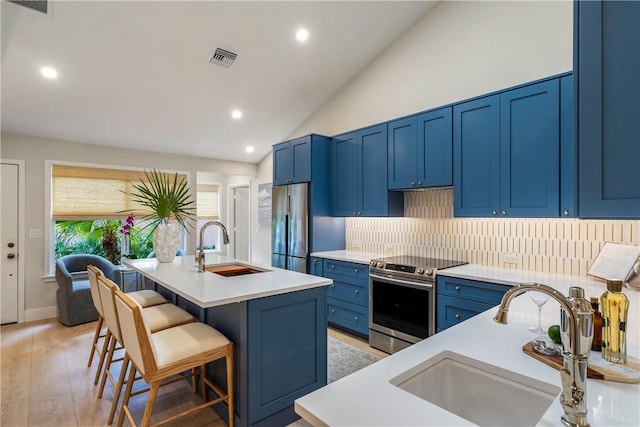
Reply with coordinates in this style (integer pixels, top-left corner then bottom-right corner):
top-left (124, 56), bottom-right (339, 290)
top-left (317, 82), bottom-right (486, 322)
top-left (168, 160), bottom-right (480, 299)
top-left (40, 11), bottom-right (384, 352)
top-left (436, 276), bottom-right (509, 332)
top-left (247, 288), bottom-right (327, 425)
top-left (327, 297), bottom-right (369, 337)
top-left (321, 258), bottom-right (370, 338)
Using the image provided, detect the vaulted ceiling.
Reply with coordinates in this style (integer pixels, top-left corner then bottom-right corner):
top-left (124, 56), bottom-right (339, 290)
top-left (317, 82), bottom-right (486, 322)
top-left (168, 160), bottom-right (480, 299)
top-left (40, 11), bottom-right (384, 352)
top-left (1, 1), bottom-right (437, 163)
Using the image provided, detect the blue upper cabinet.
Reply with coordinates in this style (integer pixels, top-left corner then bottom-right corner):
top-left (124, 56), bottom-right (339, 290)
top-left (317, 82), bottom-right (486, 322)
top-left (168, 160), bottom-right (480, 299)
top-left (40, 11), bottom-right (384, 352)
top-left (500, 79), bottom-right (560, 217)
top-left (454, 79), bottom-right (562, 217)
top-left (332, 124), bottom-right (403, 217)
top-left (453, 95), bottom-right (501, 217)
top-left (388, 107), bottom-right (453, 190)
top-left (273, 136), bottom-right (311, 185)
top-left (576, 0), bottom-right (640, 219)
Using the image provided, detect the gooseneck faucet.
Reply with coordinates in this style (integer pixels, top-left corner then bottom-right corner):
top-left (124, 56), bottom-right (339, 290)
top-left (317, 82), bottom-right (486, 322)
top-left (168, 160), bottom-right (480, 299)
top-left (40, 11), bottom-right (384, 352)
top-left (196, 221), bottom-right (230, 272)
top-left (494, 283), bottom-right (593, 427)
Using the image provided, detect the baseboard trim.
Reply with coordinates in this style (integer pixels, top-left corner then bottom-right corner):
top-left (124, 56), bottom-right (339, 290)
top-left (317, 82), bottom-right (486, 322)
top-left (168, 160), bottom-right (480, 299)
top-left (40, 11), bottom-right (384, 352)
top-left (24, 306), bottom-right (57, 322)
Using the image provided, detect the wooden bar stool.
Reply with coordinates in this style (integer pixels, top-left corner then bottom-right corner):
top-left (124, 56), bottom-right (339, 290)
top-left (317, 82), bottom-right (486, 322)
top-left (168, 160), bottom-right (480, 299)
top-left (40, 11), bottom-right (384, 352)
top-left (114, 288), bottom-right (234, 427)
top-left (87, 265), bottom-right (170, 385)
top-left (96, 275), bottom-right (194, 424)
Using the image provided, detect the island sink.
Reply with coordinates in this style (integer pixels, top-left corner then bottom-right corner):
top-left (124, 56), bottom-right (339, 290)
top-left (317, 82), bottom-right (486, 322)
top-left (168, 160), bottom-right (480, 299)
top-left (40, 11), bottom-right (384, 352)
top-left (390, 351), bottom-right (560, 427)
top-left (205, 263), bottom-right (270, 277)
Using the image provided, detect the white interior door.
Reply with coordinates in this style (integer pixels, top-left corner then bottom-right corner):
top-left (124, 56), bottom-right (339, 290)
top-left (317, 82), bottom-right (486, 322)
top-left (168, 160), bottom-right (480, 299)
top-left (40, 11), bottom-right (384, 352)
top-left (233, 186), bottom-right (250, 261)
top-left (1, 163), bottom-right (19, 324)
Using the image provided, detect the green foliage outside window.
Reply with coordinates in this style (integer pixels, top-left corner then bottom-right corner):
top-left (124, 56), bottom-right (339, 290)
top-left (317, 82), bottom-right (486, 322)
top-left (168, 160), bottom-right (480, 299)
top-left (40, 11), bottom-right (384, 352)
top-left (55, 220), bottom-right (154, 263)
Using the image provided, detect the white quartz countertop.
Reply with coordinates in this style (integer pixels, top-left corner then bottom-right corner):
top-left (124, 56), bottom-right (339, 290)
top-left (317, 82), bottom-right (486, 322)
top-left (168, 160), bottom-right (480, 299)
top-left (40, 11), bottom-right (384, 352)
top-left (310, 250), bottom-right (388, 264)
top-left (296, 265), bottom-right (640, 426)
top-left (123, 255), bottom-right (331, 308)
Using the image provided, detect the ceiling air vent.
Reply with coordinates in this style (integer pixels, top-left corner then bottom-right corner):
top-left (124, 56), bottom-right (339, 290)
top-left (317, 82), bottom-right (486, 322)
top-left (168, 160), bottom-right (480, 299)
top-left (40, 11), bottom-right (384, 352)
top-left (8, 0), bottom-right (49, 15)
top-left (209, 48), bottom-right (237, 68)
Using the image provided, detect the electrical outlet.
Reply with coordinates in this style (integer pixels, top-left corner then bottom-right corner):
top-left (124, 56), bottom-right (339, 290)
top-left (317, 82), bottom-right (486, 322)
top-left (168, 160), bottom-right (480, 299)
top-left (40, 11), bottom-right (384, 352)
top-left (384, 244), bottom-right (394, 254)
top-left (352, 242), bottom-right (362, 250)
top-left (29, 229), bottom-right (42, 239)
top-left (502, 253), bottom-right (521, 267)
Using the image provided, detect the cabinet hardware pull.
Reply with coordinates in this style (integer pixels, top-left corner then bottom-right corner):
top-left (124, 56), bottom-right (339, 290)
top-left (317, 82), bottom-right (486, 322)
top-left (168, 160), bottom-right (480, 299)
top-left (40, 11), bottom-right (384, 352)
top-left (331, 284), bottom-right (335, 288)
top-left (563, 210), bottom-right (570, 216)
top-left (354, 290), bottom-right (359, 294)
top-left (455, 286), bottom-right (460, 291)
top-left (492, 210), bottom-right (497, 215)
top-left (331, 309), bottom-right (336, 313)
top-left (330, 265), bottom-right (335, 269)
top-left (417, 181), bottom-right (422, 186)
top-left (455, 314), bottom-right (460, 319)
top-left (411, 181), bottom-right (415, 186)
top-left (501, 210), bottom-right (507, 216)
top-left (354, 316), bottom-right (359, 321)
top-left (354, 269), bottom-right (359, 273)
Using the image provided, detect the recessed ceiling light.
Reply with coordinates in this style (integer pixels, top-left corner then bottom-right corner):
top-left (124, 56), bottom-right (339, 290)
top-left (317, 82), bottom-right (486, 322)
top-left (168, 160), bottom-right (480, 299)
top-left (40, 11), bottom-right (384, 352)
top-left (245, 145), bottom-right (255, 153)
top-left (231, 109), bottom-right (243, 119)
top-left (296, 28), bottom-right (309, 43)
top-left (40, 66), bottom-right (58, 79)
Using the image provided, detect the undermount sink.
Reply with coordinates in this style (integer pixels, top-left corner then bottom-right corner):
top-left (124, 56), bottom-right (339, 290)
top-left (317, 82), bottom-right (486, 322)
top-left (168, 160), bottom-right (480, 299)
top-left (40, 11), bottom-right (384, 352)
top-left (205, 263), bottom-right (270, 277)
top-left (390, 351), bottom-right (560, 427)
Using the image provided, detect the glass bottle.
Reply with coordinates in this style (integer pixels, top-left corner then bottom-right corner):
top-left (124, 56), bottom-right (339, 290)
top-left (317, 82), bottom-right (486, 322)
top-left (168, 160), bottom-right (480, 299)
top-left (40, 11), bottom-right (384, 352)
top-left (590, 297), bottom-right (602, 351)
top-left (601, 279), bottom-right (629, 364)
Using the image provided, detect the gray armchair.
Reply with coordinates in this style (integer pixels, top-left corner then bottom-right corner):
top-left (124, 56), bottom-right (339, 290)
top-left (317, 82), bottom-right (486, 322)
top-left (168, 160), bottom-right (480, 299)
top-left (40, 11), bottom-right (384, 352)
top-left (55, 254), bottom-right (120, 326)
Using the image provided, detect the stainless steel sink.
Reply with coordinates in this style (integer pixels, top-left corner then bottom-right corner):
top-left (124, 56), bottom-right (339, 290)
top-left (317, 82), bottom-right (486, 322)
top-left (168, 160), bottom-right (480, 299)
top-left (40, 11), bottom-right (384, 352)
top-left (390, 351), bottom-right (560, 426)
top-left (205, 263), bottom-right (269, 277)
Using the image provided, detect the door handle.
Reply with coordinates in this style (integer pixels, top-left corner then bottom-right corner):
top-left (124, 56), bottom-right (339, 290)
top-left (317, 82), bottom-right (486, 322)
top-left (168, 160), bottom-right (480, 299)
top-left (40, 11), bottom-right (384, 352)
top-left (7, 253), bottom-right (16, 260)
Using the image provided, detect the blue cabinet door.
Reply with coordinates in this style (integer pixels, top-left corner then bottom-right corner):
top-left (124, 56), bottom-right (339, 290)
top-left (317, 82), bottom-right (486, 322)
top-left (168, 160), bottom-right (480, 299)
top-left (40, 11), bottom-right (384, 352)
top-left (500, 79), bottom-right (560, 217)
top-left (331, 131), bottom-right (360, 216)
top-left (417, 107), bottom-right (453, 188)
top-left (560, 75), bottom-right (577, 217)
top-left (453, 95), bottom-right (501, 217)
top-left (577, 0), bottom-right (640, 218)
top-left (388, 116), bottom-right (418, 190)
top-left (273, 141), bottom-right (292, 186)
top-left (309, 256), bottom-right (323, 276)
top-left (360, 124), bottom-right (392, 216)
top-left (290, 136), bottom-right (311, 183)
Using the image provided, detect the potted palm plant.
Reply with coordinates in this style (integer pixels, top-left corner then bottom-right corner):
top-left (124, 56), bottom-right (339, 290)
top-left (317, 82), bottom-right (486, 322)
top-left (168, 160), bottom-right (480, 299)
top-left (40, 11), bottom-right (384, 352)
top-left (127, 169), bottom-right (195, 262)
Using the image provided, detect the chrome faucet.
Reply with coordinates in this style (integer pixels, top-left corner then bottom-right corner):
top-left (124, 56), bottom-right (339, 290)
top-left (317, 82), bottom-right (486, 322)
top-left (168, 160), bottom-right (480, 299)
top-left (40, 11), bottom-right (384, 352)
top-left (196, 221), bottom-right (230, 272)
top-left (494, 283), bottom-right (593, 427)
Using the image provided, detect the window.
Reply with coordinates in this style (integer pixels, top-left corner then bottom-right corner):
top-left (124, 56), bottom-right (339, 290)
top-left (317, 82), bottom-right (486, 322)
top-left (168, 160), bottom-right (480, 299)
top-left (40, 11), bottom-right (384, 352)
top-left (196, 183), bottom-right (221, 252)
top-left (47, 163), bottom-right (190, 273)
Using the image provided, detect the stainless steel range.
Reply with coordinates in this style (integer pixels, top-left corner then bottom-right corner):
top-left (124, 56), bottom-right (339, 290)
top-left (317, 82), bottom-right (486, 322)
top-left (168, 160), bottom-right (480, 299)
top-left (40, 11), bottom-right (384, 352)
top-left (368, 255), bottom-right (467, 354)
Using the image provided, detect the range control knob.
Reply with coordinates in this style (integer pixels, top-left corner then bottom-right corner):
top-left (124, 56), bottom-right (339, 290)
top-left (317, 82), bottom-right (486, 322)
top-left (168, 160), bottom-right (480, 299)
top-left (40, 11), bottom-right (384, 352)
top-left (425, 268), bottom-right (434, 277)
top-left (370, 260), bottom-right (376, 267)
top-left (376, 261), bottom-right (384, 268)
top-left (416, 268), bottom-right (425, 275)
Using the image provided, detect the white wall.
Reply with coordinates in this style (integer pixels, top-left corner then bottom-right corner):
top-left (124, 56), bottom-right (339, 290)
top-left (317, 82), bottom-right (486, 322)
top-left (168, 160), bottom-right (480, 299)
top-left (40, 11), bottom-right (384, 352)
top-left (1, 133), bottom-right (257, 321)
top-left (290, 0), bottom-right (573, 137)
top-left (252, 152), bottom-right (274, 267)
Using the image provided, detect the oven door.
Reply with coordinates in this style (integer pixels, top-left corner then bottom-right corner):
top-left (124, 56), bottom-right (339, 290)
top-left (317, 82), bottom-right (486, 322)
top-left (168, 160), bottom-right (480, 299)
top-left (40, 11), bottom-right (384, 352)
top-left (369, 272), bottom-right (435, 346)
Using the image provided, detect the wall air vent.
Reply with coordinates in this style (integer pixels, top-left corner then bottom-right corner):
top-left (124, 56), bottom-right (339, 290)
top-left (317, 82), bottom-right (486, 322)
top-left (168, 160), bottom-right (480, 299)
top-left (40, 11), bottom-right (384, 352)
top-left (8, 0), bottom-right (49, 15)
top-left (209, 48), bottom-right (238, 68)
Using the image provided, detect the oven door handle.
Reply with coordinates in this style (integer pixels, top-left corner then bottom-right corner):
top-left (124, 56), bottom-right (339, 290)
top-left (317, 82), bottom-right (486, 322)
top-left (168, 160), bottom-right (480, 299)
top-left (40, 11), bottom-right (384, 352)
top-left (369, 272), bottom-right (434, 289)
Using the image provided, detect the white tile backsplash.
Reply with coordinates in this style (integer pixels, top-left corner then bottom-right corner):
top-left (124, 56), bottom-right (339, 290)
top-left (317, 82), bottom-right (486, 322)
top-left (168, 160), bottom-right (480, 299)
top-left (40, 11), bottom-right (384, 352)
top-left (346, 188), bottom-right (640, 276)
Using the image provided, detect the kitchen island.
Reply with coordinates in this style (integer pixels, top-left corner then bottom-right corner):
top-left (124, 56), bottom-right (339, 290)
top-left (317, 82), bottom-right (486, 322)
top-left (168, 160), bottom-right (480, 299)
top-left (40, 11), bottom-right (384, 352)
top-left (123, 255), bottom-right (332, 427)
top-left (295, 265), bottom-right (640, 426)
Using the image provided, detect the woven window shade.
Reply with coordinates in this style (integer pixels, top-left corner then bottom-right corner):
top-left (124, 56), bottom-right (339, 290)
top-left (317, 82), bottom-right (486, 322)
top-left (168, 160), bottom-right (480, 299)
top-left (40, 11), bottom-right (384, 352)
top-left (197, 184), bottom-right (220, 220)
top-left (51, 165), bottom-right (187, 220)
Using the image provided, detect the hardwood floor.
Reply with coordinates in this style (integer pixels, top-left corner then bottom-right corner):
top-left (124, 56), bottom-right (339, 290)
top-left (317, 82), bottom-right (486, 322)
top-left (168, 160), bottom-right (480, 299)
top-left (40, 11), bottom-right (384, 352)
top-left (1, 318), bottom-right (385, 426)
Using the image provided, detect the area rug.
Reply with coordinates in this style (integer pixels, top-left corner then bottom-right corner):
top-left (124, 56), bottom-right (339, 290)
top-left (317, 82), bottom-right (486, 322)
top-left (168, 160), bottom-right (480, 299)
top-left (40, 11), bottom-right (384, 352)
top-left (328, 337), bottom-right (380, 383)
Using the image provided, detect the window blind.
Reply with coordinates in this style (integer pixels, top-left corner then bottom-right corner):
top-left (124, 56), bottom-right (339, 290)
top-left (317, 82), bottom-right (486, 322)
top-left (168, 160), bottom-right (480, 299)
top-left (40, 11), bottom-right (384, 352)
top-left (197, 184), bottom-right (220, 220)
top-left (51, 165), bottom-right (188, 220)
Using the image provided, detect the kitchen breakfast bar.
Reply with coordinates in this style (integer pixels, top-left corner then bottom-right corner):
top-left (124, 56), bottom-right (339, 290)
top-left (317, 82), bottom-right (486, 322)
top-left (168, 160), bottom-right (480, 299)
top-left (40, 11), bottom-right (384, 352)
top-left (123, 255), bottom-right (332, 427)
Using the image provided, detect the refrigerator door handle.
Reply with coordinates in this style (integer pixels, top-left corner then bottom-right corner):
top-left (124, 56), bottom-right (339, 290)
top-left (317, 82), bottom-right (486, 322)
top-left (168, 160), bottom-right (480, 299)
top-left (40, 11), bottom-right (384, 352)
top-left (287, 194), bottom-right (291, 215)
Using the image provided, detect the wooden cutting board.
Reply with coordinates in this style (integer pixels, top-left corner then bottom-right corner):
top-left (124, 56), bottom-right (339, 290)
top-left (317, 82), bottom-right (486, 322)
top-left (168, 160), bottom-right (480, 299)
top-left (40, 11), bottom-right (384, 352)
top-left (522, 341), bottom-right (640, 383)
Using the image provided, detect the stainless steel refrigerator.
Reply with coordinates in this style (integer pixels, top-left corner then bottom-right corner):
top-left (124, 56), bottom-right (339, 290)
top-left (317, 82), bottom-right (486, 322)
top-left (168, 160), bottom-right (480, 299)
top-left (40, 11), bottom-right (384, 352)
top-left (271, 183), bottom-right (309, 273)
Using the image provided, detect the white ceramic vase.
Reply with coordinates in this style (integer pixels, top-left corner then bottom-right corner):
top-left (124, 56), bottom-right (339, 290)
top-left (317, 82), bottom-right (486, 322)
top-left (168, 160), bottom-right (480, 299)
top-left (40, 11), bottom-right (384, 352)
top-left (153, 223), bottom-right (181, 263)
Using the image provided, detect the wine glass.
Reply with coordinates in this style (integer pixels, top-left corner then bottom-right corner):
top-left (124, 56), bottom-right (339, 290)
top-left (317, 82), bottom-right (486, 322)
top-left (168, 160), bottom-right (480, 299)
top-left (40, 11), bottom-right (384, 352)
top-left (528, 291), bottom-right (550, 334)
